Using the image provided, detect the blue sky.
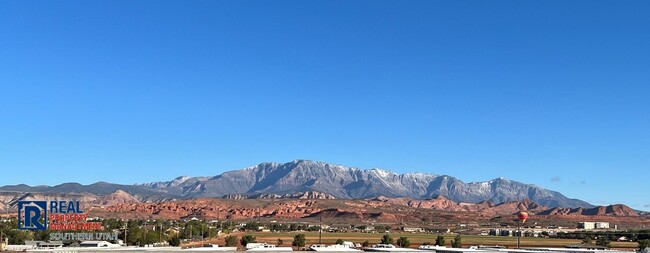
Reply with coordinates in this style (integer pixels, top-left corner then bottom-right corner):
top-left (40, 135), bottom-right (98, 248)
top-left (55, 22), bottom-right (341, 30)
top-left (1, 1), bottom-right (649, 210)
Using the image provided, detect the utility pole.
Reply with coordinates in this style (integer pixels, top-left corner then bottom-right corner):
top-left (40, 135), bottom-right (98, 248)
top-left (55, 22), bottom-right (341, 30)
top-left (1, 201), bottom-right (8, 251)
top-left (318, 215), bottom-right (322, 244)
top-left (517, 219), bottom-right (521, 249)
top-left (143, 221), bottom-right (147, 247)
top-left (123, 212), bottom-right (128, 246)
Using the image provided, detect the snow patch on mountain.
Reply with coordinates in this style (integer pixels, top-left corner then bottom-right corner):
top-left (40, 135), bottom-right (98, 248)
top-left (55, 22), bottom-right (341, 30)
top-left (136, 160), bottom-right (593, 208)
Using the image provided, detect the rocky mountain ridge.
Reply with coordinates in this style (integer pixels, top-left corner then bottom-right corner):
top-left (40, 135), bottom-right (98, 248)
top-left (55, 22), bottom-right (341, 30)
top-left (223, 191), bottom-right (337, 200)
top-left (0, 160), bottom-right (593, 208)
top-left (139, 160), bottom-right (592, 208)
top-left (0, 191), bottom-right (142, 211)
top-left (538, 204), bottom-right (639, 216)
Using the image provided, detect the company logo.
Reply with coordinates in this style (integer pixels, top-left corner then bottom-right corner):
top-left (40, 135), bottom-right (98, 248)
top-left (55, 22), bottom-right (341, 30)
top-left (18, 201), bottom-right (48, 230)
top-left (18, 200), bottom-right (103, 231)
top-left (18, 199), bottom-right (111, 241)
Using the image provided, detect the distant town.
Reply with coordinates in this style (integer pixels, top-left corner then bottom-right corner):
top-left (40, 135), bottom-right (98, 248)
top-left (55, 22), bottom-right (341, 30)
top-left (2, 215), bottom-right (650, 252)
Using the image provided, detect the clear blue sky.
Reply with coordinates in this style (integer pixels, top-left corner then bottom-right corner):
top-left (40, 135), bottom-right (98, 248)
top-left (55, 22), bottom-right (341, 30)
top-left (1, 1), bottom-right (648, 210)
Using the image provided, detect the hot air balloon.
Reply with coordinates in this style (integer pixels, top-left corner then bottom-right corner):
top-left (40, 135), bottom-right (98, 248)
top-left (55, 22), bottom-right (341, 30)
top-left (518, 211), bottom-right (529, 223)
top-left (516, 211), bottom-right (529, 249)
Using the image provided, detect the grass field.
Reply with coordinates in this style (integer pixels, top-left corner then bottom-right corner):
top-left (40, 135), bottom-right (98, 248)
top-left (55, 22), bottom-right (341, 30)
top-left (234, 232), bottom-right (638, 250)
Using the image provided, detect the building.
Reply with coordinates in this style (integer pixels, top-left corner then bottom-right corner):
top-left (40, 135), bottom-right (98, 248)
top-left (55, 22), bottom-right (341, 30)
top-left (428, 228), bottom-right (451, 234)
top-left (363, 226), bottom-right (375, 232)
top-left (579, 222), bottom-right (610, 230)
top-left (489, 229), bottom-right (501, 236)
top-left (166, 227), bottom-right (181, 235)
top-left (403, 227), bottom-right (424, 233)
top-left (79, 241), bottom-right (121, 248)
top-left (500, 230), bottom-right (513, 236)
top-left (595, 222), bottom-right (610, 229)
top-left (23, 241), bottom-right (64, 249)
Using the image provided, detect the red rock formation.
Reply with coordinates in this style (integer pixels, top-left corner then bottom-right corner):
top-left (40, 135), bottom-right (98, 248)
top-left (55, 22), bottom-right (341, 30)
top-left (101, 197), bottom-right (641, 224)
top-left (537, 204), bottom-right (638, 216)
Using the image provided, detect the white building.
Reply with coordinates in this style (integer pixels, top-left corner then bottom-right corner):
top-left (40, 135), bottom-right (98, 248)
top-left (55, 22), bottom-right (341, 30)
top-left (579, 222), bottom-right (610, 230)
top-left (595, 222), bottom-right (610, 229)
top-left (403, 227), bottom-right (424, 233)
top-left (79, 241), bottom-right (121, 248)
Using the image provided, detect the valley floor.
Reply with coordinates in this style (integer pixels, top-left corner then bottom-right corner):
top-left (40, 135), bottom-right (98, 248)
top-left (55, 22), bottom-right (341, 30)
top-left (184, 232), bottom-right (640, 250)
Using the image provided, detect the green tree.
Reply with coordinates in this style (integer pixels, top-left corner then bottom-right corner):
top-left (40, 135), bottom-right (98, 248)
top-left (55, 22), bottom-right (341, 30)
top-left (596, 237), bottom-right (611, 248)
top-left (220, 221), bottom-right (236, 232)
top-left (638, 239), bottom-right (650, 251)
top-left (435, 235), bottom-right (446, 246)
top-left (168, 236), bottom-right (181, 247)
top-left (292, 234), bottom-right (306, 247)
top-left (126, 221), bottom-right (143, 246)
top-left (376, 225), bottom-right (391, 233)
top-left (396, 236), bottom-right (410, 248)
top-left (582, 237), bottom-right (593, 244)
top-left (144, 230), bottom-right (162, 245)
top-left (182, 221), bottom-right (209, 240)
top-left (451, 234), bottom-right (462, 248)
top-left (6, 230), bottom-right (33, 245)
top-left (362, 240), bottom-right (370, 247)
top-left (336, 239), bottom-right (344, 245)
top-left (380, 234), bottom-right (394, 244)
top-left (33, 230), bottom-right (51, 241)
top-left (102, 219), bottom-right (125, 230)
top-left (240, 235), bottom-right (256, 246)
top-left (225, 235), bottom-right (238, 247)
top-left (243, 221), bottom-right (262, 231)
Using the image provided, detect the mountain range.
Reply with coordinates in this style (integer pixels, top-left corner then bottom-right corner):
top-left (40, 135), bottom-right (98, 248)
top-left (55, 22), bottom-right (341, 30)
top-left (0, 160), bottom-right (593, 208)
